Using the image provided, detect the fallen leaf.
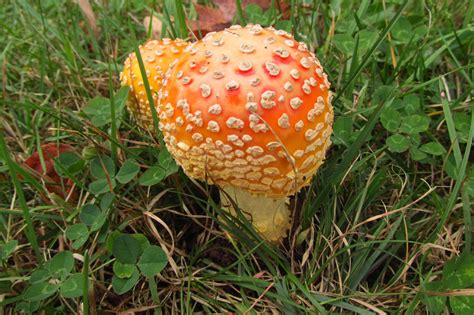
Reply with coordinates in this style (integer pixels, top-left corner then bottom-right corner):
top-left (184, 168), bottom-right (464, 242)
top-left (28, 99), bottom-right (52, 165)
top-left (189, 3), bottom-right (232, 36)
top-left (143, 15), bottom-right (163, 40)
top-left (76, 0), bottom-right (99, 37)
top-left (190, 0), bottom-right (289, 36)
top-left (23, 143), bottom-right (77, 202)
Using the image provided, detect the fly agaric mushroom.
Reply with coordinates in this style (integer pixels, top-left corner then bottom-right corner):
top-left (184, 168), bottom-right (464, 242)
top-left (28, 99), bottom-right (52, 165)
top-left (120, 38), bottom-right (188, 131)
top-left (158, 24), bottom-right (334, 242)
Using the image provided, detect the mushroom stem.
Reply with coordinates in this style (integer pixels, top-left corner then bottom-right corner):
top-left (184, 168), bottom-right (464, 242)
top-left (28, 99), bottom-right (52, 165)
top-left (219, 186), bottom-right (291, 242)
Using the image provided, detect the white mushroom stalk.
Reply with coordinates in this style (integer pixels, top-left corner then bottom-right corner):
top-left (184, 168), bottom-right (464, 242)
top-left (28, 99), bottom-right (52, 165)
top-left (219, 186), bottom-right (290, 242)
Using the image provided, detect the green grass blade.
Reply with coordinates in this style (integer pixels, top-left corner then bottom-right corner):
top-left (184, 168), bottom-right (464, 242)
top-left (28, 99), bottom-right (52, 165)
top-left (334, 0), bottom-right (409, 103)
top-left (235, 0), bottom-right (246, 25)
top-left (128, 20), bottom-right (164, 146)
top-left (0, 132), bottom-right (43, 264)
top-left (440, 78), bottom-right (463, 166)
top-left (429, 97), bottom-right (473, 242)
top-left (302, 96), bottom-right (394, 227)
top-left (174, 0), bottom-right (188, 38)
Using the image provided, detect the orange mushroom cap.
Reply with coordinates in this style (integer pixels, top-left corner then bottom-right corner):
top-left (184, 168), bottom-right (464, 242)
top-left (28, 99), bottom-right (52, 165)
top-left (159, 24), bottom-right (334, 198)
top-left (120, 38), bottom-right (188, 130)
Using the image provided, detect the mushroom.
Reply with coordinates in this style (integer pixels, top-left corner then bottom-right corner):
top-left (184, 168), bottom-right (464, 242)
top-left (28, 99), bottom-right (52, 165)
top-left (120, 38), bottom-right (188, 131)
top-left (159, 24), bottom-right (334, 242)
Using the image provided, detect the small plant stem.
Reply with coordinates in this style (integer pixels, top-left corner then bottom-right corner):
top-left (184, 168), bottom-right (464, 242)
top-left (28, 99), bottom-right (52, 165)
top-left (83, 250), bottom-right (90, 315)
top-left (148, 276), bottom-right (160, 314)
top-left (108, 61), bottom-right (118, 162)
top-left (462, 188), bottom-right (472, 253)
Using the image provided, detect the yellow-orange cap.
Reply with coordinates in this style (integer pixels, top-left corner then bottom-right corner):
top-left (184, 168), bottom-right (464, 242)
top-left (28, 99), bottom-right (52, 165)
top-left (120, 38), bottom-right (188, 130)
top-left (159, 25), bottom-right (334, 198)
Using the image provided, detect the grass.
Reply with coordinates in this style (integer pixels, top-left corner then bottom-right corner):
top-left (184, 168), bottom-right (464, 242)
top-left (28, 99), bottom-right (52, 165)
top-left (1, 0), bottom-right (473, 314)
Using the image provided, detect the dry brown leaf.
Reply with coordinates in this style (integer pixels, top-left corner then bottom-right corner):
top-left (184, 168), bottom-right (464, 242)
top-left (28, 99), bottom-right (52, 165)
top-left (190, 0), bottom-right (289, 37)
top-left (189, 3), bottom-right (233, 37)
top-left (143, 15), bottom-right (163, 40)
top-left (76, 0), bottom-right (99, 37)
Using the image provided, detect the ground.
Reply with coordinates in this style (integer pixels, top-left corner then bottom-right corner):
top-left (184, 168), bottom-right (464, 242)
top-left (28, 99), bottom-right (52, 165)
top-left (0, 1), bottom-right (473, 314)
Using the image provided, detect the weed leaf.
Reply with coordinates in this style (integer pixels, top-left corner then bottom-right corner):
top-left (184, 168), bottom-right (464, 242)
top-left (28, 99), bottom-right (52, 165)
top-left (112, 267), bottom-right (139, 295)
top-left (387, 134), bottom-right (410, 153)
top-left (113, 261), bottom-right (136, 279)
top-left (60, 273), bottom-right (84, 298)
top-left (23, 282), bottom-right (59, 302)
top-left (46, 251), bottom-right (74, 280)
top-left (137, 245), bottom-right (168, 278)
top-left (112, 234), bottom-right (143, 264)
top-left (116, 159), bottom-right (140, 184)
top-left (450, 296), bottom-right (474, 315)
